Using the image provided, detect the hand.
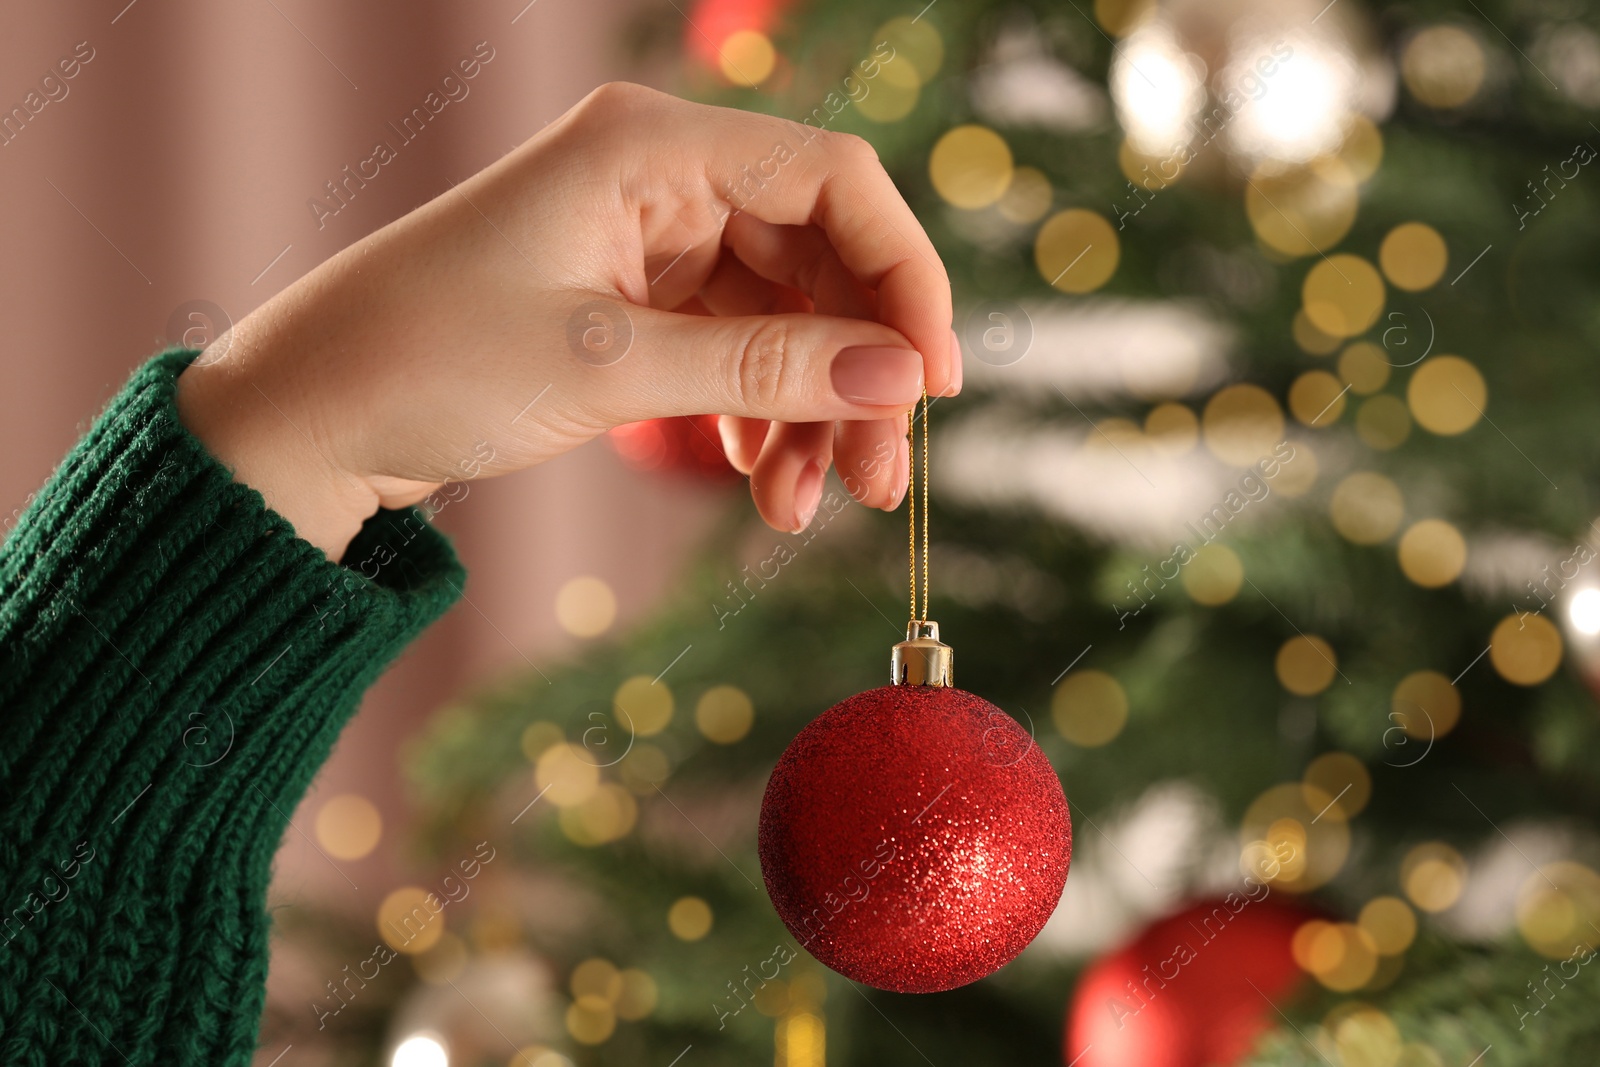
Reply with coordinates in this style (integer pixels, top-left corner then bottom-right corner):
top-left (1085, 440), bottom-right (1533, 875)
top-left (176, 82), bottom-right (959, 560)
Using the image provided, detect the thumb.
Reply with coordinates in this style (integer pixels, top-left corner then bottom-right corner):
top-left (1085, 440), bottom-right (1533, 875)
top-left (567, 300), bottom-right (929, 425)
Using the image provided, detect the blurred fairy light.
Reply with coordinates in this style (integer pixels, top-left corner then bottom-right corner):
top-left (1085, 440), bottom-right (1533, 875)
top-left (1569, 588), bottom-right (1600, 636)
top-left (1224, 33), bottom-right (1360, 164)
top-left (392, 1033), bottom-right (448, 1067)
top-left (1111, 21), bottom-right (1205, 156)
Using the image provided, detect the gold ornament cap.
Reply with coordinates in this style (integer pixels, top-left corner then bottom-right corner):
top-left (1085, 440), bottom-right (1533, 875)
top-left (891, 620), bottom-right (954, 687)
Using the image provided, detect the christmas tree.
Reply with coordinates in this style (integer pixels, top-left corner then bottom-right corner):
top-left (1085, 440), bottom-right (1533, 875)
top-left (329, 0), bottom-right (1600, 1063)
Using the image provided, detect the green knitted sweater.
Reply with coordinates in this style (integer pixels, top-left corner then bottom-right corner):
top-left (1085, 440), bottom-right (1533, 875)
top-left (0, 350), bottom-right (465, 1065)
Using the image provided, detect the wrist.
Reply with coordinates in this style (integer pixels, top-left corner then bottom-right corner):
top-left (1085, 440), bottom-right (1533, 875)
top-left (175, 312), bottom-right (381, 561)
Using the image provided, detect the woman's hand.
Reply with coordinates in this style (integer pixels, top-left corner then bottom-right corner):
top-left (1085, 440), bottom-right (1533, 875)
top-left (176, 82), bottom-right (958, 560)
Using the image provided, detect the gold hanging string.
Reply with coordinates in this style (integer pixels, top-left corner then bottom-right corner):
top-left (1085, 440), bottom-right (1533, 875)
top-left (907, 386), bottom-right (930, 622)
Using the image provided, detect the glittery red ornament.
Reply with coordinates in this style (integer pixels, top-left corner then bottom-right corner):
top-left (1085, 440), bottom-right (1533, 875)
top-left (1064, 897), bottom-right (1312, 1067)
top-left (758, 682), bottom-right (1071, 993)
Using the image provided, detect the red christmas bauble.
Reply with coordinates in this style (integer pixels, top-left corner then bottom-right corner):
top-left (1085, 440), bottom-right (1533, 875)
top-left (1064, 896), bottom-right (1312, 1067)
top-left (608, 415), bottom-right (741, 484)
top-left (758, 684), bottom-right (1071, 993)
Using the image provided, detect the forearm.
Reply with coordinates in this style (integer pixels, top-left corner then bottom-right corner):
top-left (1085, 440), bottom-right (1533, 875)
top-left (0, 350), bottom-right (463, 1065)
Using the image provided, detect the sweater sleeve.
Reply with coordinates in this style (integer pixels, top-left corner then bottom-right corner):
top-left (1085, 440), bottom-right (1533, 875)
top-left (0, 349), bottom-right (465, 1066)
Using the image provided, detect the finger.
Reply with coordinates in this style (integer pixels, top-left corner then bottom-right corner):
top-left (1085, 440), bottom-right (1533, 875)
top-left (721, 217), bottom-right (877, 321)
top-left (749, 420), bottom-right (833, 533)
top-left (588, 303), bottom-right (925, 425)
top-left (698, 249), bottom-right (811, 318)
top-left (833, 415), bottom-right (906, 509)
top-left (718, 415), bottom-right (770, 475)
top-left (583, 88), bottom-right (954, 393)
top-left (692, 118), bottom-right (955, 393)
top-left (646, 233), bottom-right (722, 310)
top-left (947, 327), bottom-right (963, 397)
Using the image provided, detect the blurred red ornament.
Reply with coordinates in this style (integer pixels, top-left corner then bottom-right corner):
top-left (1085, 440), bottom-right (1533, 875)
top-left (607, 415), bottom-right (741, 483)
top-left (759, 683), bottom-right (1071, 993)
top-left (1064, 896), bottom-right (1312, 1067)
top-left (684, 0), bottom-right (792, 66)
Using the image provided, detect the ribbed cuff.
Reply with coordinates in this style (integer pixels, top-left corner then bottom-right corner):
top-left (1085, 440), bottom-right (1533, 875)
top-left (0, 348), bottom-right (464, 1065)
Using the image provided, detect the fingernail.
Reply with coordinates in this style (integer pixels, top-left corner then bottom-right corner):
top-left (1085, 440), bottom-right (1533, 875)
top-left (945, 327), bottom-right (963, 397)
top-left (831, 346), bottom-right (924, 405)
top-left (793, 459), bottom-right (825, 533)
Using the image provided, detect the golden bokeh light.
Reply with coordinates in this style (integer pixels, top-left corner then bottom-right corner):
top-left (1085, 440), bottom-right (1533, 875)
top-left (1118, 140), bottom-right (1185, 188)
top-left (413, 931), bottom-right (468, 985)
top-left (1145, 402), bottom-right (1198, 455)
top-left (930, 126), bottom-right (1014, 209)
top-left (1407, 356), bottom-right (1486, 435)
top-left (1303, 255), bottom-right (1386, 338)
top-left (1247, 158), bottom-right (1358, 257)
top-left (1397, 519), bottom-right (1466, 587)
top-left (1334, 1006), bottom-right (1402, 1066)
top-left (1052, 669), bottom-right (1129, 747)
top-left (1291, 919), bottom-right (1331, 972)
top-left (378, 886), bottom-right (445, 954)
top-left (1289, 370), bottom-right (1348, 427)
top-left (315, 793), bottom-right (382, 861)
top-left (1402, 26), bottom-right (1486, 109)
top-left (615, 674), bottom-right (673, 736)
top-left (566, 996), bottom-right (617, 1045)
top-left (1241, 782), bottom-right (1350, 892)
top-left (1355, 395), bottom-right (1412, 451)
top-left (1273, 441), bottom-right (1318, 498)
top-left (1276, 635), bottom-right (1338, 696)
top-left (617, 969), bottom-right (659, 1020)
top-left (1084, 417), bottom-right (1142, 454)
top-left (1294, 309), bottom-right (1342, 356)
top-left (1330, 472), bottom-right (1404, 545)
top-left (1516, 862), bottom-right (1600, 959)
top-left (1490, 612), bottom-right (1563, 686)
top-left (1380, 223), bottom-right (1448, 291)
top-left (1391, 670), bottom-right (1462, 740)
top-left (855, 76), bottom-right (919, 123)
top-left (1035, 209), bottom-right (1120, 293)
top-left (510, 1048), bottom-right (573, 1067)
top-left (718, 30), bottom-right (776, 87)
top-left (520, 721), bottom-right (563, 763)
top-left (874, 16), bottom-right (944, 82)
top-left (1095, 0), bottom-right (1154, 36)
top-left (559, 783), bottom-right (639, 846)
top-left (1337, 114), bottom-right (1385, 182)
top-left (1182, 543), bottom-right (1244, 606)
top-left (1359, 896), bottom-right (1418, 956)
top-left (1402, 842), bottom-right (1467, 913)
top-left (997, 165), bottom-right (1053, 224)
top-left (1339, 342), bottom-right (1392, 395)
top-left (668, 896), bottom-right (714, 940)
top-left (555, 576), bottom-right (617, 637)
top-left (535, 742), bottom-right (602, 808)
top-left (695, 684), bottom-right (754, 744)
top-left (619, 743), bottom-right (671, 794)
top-left (1321, 924), bottom-right (1380, 991)
top-left (1304, 751), bottom-right (1371, 818)
top-left (571, 958), bottom-right (622, 1002)
top-left (1202, 384), bottom-right (1284, 467)
top-left (777, 1010), bottom-right (826, 1067)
